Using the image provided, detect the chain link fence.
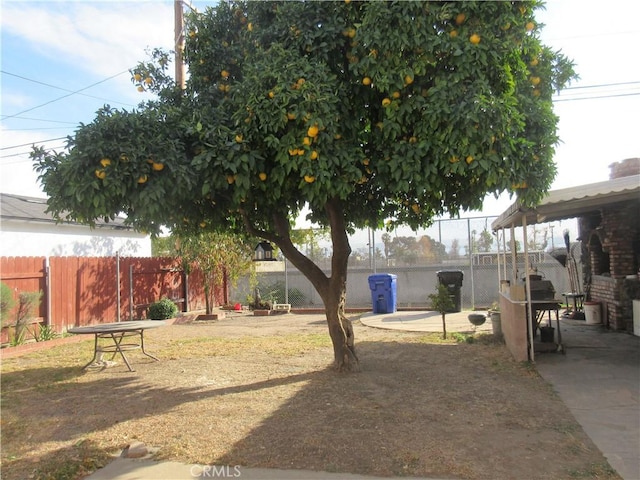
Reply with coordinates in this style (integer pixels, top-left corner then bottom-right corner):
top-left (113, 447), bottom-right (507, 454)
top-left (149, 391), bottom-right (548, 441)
top-left (233, 216), bottom-right (579, 310)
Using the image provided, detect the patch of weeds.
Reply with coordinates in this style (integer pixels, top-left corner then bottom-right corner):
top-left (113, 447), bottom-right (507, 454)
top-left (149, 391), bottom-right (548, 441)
top-left (517, 361), bottom-right (545, 378)
top-left (4, 438), bottom-right (113, 480)
top-left (475, 332), bottom-right (504, 345)
top-left (35, 324), bottom-right (58, 342)
top-left (414, 333), bottom-right (457, 344)
top-left (566, 462), bottom-right (618, 478)
top-left (450, 332), bottom-right (475, 344)
top-left (552, 422), bottom-right (580, 435)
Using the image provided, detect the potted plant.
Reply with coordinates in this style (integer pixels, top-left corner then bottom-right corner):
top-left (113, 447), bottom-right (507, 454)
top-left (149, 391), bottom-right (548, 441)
top-left (489, 301), bottom-right (502, 336)
top-left (428, 283), bottom-right (455, 339)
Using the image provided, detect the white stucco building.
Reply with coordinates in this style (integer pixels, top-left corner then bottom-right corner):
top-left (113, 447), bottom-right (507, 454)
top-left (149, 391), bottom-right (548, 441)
top-left (0, 193), bottom-right (151, 257)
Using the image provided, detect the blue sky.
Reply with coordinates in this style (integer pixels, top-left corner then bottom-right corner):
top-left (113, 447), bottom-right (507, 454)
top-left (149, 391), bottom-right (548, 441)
top-left (1, 0), bottom-right (639, 221)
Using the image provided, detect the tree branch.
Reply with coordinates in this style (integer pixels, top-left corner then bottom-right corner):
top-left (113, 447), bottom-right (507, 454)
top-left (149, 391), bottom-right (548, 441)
top-left (239, 208), bottom-right (329, 297)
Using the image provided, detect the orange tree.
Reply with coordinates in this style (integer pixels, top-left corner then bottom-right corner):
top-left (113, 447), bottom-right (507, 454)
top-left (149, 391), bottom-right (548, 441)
top-left (32, 1), bottom-right (575, 372)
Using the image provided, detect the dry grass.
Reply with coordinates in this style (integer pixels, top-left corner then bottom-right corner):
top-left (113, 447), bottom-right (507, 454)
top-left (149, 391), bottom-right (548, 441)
top-left (0, 313), bottom-right (620, 480)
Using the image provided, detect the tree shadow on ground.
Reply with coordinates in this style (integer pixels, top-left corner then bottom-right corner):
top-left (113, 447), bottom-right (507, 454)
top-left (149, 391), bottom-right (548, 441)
top-left (2, 439), bottom-right (112, 480)
top-left (0, 333), bottom-right (619, 480)
top-left (214, 340), bottom-right (618, 480)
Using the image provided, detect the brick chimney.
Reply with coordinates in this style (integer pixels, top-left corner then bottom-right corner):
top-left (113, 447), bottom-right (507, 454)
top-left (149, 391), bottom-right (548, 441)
top-left (609, 157), bottom-right (640, 179)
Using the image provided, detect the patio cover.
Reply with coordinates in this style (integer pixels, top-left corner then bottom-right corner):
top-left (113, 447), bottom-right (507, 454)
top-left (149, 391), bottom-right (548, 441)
top-left (490, 173), bottom-right (639, 362)
top-left (492, 174), bottom-right (640, 230)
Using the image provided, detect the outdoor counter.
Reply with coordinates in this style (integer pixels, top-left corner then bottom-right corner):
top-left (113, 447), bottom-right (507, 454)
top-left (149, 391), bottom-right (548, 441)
top-left (499, 293), bottom-right (564, 362)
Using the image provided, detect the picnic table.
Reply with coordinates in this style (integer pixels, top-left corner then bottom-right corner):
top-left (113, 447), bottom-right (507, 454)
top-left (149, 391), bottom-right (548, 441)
top-left (68, 320), bottom-right (165, 372)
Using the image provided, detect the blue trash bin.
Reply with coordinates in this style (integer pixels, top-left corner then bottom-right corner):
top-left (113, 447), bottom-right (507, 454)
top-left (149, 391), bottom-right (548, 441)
top-left (368, 274), bottom-right (397, 314)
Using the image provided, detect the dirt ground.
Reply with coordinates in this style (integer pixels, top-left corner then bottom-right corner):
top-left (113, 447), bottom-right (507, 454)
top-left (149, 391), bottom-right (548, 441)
top-left (0, 311), bottom-right (620, 480)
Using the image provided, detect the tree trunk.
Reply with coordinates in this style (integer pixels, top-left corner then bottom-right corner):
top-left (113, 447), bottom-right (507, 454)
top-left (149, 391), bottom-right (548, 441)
top-left (323, 278), bottom-right (359, 371)
top-left (241, 198), bottom-right (360, 372)
top-left (204, 283), bottom-right (212, 315)
top-left (441, 313), bottom-right (447, 339)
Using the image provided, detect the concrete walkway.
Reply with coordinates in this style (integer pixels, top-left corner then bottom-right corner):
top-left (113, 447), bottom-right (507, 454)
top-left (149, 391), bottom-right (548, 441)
top-left (535, 319), bottom-right (640, 480)
top-left (86, 310), bottom-right (639, 480)
top-left (87, 461), bottom-right (432, 480)
top-left (358, 309), bottom-right (494, 333)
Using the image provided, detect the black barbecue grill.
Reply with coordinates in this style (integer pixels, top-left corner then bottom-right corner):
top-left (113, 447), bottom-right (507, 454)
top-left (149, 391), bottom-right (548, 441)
top-left (529, 280), bottom-right (556, 301)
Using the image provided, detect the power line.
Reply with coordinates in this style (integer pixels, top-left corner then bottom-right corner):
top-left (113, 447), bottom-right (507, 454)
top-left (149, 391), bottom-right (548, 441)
top-left (1, 136), bottom-right (68, 151)
top-left (561, 80), bottom-right (640, 91)
top-left (5, 116), bottom-right (78, 125)
top-left (3, 127), bottom-right (73, 132)
top-left (552, 80), bottom-right (640, 102)
top-left (1, 70), bottom-right (137, 108)
top-left (553, 92), bottom-right (640, 102)
top-left (0, 146), bottom-right (66, 161)
top-left (0, 70), bottom-right (131, 121)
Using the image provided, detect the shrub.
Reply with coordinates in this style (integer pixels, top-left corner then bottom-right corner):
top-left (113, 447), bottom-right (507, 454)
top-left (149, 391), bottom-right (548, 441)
top-left (1, 282), bottom-right (15, 326)
top-left (257, 281), bottom-right (306, 306)
top-left (147, 298), bottom-right (178, 320)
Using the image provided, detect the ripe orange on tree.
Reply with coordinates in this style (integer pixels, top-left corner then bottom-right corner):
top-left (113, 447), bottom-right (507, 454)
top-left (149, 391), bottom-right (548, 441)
top-left (469, 33), bottom-right (481, 45)
top-left (307, 125), bottom-right (319, 138)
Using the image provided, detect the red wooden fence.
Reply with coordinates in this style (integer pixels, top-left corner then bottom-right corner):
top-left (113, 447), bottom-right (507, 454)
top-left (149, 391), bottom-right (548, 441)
top-left (1, 256), bottom-right (227, 343)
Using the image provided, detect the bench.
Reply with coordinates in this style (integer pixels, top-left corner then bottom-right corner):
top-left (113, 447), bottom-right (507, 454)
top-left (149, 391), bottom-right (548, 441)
top-left (272, 303), bottom-right (291, 313)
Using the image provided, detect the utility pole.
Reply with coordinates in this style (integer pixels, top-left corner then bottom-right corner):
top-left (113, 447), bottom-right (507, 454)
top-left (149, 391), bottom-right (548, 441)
top-left (174, 0), bottom-right (186, 90)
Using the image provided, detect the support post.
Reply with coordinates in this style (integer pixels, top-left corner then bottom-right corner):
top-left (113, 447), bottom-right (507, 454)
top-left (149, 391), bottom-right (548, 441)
top-left (116, 251), bottom-right (121, 322)
top-left (174, 0), bottom-right (186, 89)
